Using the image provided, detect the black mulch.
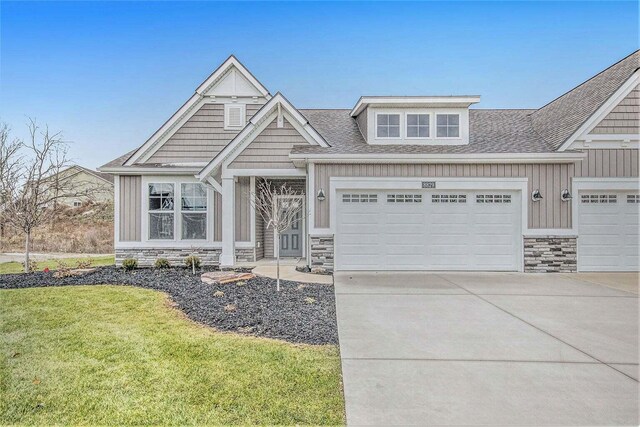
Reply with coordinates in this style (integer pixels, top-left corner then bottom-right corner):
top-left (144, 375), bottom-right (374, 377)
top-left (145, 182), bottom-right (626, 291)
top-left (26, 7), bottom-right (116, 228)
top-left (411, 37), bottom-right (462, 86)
top-left (0, 266), bottom-right (338, 345)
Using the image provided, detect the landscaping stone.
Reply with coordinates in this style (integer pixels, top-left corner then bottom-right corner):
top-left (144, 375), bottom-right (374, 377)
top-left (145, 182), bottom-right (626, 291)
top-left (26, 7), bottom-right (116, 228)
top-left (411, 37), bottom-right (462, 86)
top-left (201, 271), bottom-right (255, 285)
top-left (0, 266), bottom-right (338, 345)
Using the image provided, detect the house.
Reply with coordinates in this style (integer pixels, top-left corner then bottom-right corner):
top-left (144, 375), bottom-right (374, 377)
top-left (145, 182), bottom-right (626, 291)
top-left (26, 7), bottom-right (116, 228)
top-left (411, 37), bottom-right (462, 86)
top-left (53, 165), bottom-right (114, 207)
top-left (99, 52), bottom-right (639, 272)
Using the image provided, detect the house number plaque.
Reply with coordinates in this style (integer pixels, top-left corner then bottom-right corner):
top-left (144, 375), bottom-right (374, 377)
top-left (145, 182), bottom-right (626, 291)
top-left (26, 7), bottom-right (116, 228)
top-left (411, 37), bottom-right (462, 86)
top-left (421, 181), bottom-right (436, 188)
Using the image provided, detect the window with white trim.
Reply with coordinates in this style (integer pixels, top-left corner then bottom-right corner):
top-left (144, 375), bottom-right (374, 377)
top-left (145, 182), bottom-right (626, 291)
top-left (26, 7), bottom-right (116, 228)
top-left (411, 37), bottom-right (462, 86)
top-left (436, 114), bottom-right (460, 138)
top-left (627, 194), bottom-right (640, 204)
top-left (432, 194), bottom-right (467, 203)
top-left (342, 194), bottom-right (378, 203)
top-left (181, 183), bottom-right (207, 240)
top-left (376, 114), bottom-right (400, 138)
top-left (387, 194), bottom-right (422, 203)
top-left (581, 194), bottom-right (617, 204)
top-left (149, 183), bottom-right (175, 239)
top-left (406, 114), bottom-right (429, 138)
top-left (476, 194), bottom-right (511, 204)
top-left (224, 104), bottom-right (246, 129)
top-left (73, 201), bottom-right (82, 208)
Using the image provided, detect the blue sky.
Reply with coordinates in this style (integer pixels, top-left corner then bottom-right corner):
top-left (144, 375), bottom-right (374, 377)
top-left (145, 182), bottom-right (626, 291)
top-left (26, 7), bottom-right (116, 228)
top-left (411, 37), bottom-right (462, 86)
top-left (0, 1), bottom-right (637, 169)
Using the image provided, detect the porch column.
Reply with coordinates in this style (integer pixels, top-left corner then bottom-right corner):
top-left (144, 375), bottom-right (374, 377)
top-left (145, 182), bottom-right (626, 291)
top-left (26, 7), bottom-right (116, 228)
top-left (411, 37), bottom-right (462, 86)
top-left (220, 176), bottom-right (235, 267)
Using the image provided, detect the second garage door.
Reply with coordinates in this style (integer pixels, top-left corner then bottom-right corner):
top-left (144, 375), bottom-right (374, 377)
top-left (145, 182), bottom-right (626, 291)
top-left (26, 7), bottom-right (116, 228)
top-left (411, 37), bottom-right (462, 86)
top-left (335, 190), bottom-right (522, 271)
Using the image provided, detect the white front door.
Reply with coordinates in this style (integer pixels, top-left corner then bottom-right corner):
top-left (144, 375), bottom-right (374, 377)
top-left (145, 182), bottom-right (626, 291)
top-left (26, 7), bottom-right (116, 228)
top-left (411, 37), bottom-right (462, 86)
top-left (577, 191), bottom-right (640, 271)
top-left (335, 190), bottom-right (521, 271)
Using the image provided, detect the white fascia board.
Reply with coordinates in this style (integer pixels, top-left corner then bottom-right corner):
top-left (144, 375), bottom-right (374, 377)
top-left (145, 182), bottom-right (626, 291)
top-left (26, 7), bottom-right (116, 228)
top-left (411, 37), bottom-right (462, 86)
top-left (558, 70), bottom-right (640, 152)
top-left (290, 152), bottom-right (587, 164)
top-left (197, 93), bottom-right (328, 180)
top-left (99, 166), bottom-right (202, 175)
top-left (350, 96), bottom-right (482, 117)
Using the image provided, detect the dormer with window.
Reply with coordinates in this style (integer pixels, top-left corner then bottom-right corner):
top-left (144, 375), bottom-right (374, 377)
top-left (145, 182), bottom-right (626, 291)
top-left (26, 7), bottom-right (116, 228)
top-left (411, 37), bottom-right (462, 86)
top-left (351, 96), bottom-right (480, 145)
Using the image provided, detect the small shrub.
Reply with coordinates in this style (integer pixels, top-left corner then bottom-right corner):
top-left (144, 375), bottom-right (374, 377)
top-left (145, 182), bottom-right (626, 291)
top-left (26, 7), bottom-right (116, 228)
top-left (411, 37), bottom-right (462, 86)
top-left (54, 260), bottom-right (72, 277)
top-left (122, 258), bottom-right (137, 271)
top-left (184, 255), bottom-right (201, 269)
top-left (23, 259), bottom-right (38, 273)
top-left (213, 291), bottom-right (224, 297)
top-left (304, 297), bottom-right (316, 304)
top-left (236, 281), bottom-right (246, 287)
top-left (76, 259), bottom-right (92, 269)
top-left (224, 304), bottom-right (236, 313)
top-left (154, 258), bottom-right (170, 269)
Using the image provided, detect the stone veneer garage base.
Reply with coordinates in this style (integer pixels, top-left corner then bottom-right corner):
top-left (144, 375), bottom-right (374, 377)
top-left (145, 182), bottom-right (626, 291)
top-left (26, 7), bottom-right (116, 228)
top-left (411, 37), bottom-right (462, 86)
top-left (310, 235), bottom-right (334, 272)
top-left (115, 248), bottom-right (222, 267)
top-left (524, 236), bottom-right (577, 273)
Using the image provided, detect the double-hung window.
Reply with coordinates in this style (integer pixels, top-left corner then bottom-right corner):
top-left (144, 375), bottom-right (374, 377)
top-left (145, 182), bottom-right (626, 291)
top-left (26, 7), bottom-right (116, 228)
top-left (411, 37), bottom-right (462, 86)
top-left (406, 114), bottom-right (429, 138)
top-left (181, 183), bottom-right (207, 240)
top-left (376, 114), bottom-right (400, 138)
top-left (148, 183), bottom-right (175, 239)
top-left (436, 114), bottom-right (460, 138)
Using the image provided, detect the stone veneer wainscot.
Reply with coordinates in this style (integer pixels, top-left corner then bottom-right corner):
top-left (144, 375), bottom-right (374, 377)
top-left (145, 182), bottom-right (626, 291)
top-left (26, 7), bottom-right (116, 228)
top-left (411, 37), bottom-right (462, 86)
top-left (115, 248), bottom-right (222, 267)
top-left (310, 235), bottom-right (334, 272)
top-left (523, 236), bottom-right (577, 273)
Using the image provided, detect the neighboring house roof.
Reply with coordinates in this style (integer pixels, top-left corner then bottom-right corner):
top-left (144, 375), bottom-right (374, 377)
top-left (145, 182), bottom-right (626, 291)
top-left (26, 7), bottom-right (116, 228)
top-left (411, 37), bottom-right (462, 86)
top-left (531, 50), bottom-right (640, 151)
top-left (62, 165), bottom-right (115, 185)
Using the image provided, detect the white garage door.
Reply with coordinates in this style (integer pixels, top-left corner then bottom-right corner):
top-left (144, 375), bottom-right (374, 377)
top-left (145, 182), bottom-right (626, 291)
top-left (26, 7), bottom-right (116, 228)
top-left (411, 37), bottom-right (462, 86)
top-left (577, 191), bottom-right (640, 272)
top-left (335, 190), bottom-right (522, 271)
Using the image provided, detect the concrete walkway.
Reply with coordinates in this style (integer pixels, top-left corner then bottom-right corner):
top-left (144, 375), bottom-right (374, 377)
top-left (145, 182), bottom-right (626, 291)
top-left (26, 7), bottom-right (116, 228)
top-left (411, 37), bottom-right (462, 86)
top-left (335, 271), bottom-right (639, 426)
top-left (239, 258), bottom-right (333, 285)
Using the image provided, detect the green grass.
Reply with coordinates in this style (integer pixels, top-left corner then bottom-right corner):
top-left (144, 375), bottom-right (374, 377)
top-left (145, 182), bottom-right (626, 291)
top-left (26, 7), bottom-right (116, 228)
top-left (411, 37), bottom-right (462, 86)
top-left (0, 286), bottom-right (345, 425)
top-left (0, 255), bottom-right (115, 274)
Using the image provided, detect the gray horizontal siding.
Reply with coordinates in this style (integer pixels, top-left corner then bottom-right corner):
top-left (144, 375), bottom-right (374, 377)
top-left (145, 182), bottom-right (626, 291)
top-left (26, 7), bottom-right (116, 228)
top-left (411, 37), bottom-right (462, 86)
top-left (229, 118), bottom-right (307, 169)
top-left (119, 175), bottom-right (142, 242)
top-left (590, 85), bottom-right (639, 135)
top-left (147, 103), bottom-right (262, 164)
top-left (314, 151), bottom-right (638, 231)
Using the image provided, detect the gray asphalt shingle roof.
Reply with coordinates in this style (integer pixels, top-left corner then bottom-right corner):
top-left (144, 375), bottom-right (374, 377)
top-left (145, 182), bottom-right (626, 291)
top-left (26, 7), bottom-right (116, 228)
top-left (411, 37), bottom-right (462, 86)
top-left (102, 50), bottom-right (639, 167)
top-left (531, 50), bottom-right (639, 150)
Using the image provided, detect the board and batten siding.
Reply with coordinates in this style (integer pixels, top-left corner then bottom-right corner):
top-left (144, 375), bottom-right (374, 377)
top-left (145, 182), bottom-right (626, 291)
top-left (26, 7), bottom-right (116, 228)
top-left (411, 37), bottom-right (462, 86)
top-left (146, 103), bottom-right (263, 164)
top-left (314, 150), bottom-right (639, 230)
top-left (589, 85), bottom-right (639, 135)
top-left (234, 177), bottom-right (251, 242)
top-left (118, 175), bottom-right (142, 241)
top-left (228, 118), bottom-right (308, 169)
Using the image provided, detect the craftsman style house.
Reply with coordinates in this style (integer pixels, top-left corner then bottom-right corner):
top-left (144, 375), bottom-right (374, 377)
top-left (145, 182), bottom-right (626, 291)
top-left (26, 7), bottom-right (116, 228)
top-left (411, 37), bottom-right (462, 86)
top-left (100, 51), bottom-right (639, 272)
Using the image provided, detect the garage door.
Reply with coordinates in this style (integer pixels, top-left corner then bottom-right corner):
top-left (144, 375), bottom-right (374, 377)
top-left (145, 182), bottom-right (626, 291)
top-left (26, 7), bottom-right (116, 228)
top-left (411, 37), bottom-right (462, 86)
top-left (577, 191), bottom-right (640, 272)
top-left (335, 190), bottom-right (522, 271)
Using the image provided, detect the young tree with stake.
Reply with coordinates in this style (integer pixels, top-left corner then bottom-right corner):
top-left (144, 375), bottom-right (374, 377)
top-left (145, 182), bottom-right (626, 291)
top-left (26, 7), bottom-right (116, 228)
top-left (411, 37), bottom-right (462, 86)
top-left (249, 180), bottom-right (303, 291)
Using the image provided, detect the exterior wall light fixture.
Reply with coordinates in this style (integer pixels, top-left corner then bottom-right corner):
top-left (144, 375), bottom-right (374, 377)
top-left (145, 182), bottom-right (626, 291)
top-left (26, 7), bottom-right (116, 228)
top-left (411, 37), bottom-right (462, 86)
top-left (531, 189), bottom-right (543, 202)
top-left (317, 188), bottom-right (326, 202)
top-left (561, 189), bottom-right (572, 202)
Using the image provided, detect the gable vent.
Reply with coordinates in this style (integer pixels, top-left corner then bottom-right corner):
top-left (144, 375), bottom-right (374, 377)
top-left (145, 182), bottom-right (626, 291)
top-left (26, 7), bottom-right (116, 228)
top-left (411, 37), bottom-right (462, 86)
top-left (225, 104), bottom-right (246, 129)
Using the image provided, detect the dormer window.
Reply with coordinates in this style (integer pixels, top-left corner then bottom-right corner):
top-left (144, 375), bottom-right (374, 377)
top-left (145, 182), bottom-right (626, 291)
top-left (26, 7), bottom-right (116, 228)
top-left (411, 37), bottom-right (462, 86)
top-left (224, 104), bottom-right (246, 130)
top-left (436, 114), bottom-right (460, 138)
top-left (376, 113), bottom-right (400, 138)
top-left (407, 114), bottom-right (430, 138)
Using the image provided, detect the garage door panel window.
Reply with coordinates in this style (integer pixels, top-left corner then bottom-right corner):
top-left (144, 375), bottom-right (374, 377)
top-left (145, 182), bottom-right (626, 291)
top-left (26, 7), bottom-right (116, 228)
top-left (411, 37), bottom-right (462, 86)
top-left (581, 194), bottom-right (617, 204)
top-left (342, 194), bottom-right (378, 203)
top-left (627, 194), bottom-right (640, 204)
top-left (387, 194), bottom-right (422, 203)
top-left (476, 194), bottom-right (512, 204)
top-left (432, 194), bottom-right (467, 203)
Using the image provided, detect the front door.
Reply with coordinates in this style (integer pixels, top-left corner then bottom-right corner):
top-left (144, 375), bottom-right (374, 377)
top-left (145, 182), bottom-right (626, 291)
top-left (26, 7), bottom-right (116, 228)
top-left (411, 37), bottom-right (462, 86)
top-left (278, 197), bottom-right (303, 257)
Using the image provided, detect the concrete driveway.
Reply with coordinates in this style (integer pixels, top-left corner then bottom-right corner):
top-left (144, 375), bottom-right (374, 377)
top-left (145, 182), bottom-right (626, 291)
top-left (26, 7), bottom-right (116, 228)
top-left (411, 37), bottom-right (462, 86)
top-left (334, 271), bottom-right (639, 426)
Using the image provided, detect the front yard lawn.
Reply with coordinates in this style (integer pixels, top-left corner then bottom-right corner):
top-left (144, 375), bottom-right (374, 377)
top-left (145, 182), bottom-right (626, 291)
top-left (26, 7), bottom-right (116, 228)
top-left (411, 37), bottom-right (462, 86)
top-left (0, 255), bottom-right (115, 274)
top-left (0, 286), bottom-right (345, 425)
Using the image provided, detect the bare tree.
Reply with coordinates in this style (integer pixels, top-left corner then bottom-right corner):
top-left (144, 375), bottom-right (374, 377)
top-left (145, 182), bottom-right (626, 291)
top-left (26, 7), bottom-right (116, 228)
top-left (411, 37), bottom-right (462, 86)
top-left (249, 180), bottom-right (304, 291)
top-left (0, 119), bottom-right (96, 272)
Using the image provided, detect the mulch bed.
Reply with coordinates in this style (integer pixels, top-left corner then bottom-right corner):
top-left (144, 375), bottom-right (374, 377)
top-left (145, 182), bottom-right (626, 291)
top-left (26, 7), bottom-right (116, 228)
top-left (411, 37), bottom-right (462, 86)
top-left (0, 266), bottom-right (338, 345)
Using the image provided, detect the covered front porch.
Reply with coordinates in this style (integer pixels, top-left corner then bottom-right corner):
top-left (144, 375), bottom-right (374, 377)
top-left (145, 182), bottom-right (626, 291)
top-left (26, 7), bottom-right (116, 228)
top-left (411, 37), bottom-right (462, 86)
top-left (217, 172), bottom-right (309, 268)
